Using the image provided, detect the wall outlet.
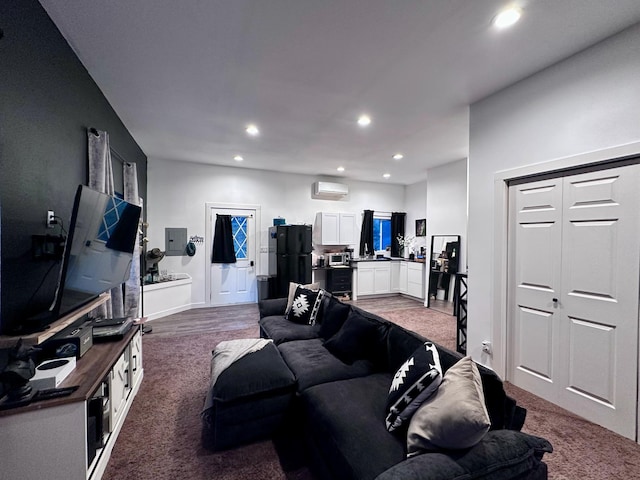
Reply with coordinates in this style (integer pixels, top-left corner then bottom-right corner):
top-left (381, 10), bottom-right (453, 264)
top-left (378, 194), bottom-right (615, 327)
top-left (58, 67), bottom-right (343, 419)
top-left (481, 341), bottom-right (492, 354)
top-left (46, 210), bottom-right (55, 228)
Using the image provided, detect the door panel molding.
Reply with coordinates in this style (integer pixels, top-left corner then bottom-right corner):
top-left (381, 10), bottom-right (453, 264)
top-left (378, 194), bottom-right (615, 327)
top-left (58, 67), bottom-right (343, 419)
top-left (204, 202), bottom-right (261, 307)
top-left (494, 143), bottom-right (640, 370)
top-left (507, 163), bottom-right (640, 440)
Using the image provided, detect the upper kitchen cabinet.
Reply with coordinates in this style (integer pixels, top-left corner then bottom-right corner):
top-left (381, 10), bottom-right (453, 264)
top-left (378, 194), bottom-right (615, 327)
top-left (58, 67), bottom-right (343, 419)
top-left (314, 212), bottom-right (357, 245)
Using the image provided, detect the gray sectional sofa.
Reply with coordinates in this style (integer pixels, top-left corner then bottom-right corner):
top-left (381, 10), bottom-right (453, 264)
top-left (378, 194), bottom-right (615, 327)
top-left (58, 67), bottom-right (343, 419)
top-left (258, 293), bottom-right (553, 480)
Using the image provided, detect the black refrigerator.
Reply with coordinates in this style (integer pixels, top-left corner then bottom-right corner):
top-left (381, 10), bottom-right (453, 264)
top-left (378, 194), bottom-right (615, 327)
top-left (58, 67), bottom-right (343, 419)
top-left (268, 225), bottom-right (312, 298)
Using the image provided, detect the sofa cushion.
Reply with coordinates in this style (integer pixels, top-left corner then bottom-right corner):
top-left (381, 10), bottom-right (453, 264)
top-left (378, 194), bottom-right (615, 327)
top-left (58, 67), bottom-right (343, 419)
top-left (407, 356), bottom-right (490, 456)
top-left (375, 430), bottom-right (552, 480)
top-left (385, 324), bottom-right (426, 373)
top-left (386, 342), bottom-right (442, 433)
top-left (285, 286), bottom-right (326, 325)
top-left (324, 309), bottom-right (389, 365)
top-left (201, 341), bottom-right (296, 451)
top-left (302, 373), bottom-right (406, 480)
top-left (259, 315), bottom-right (320, 345)
top-left (286, 281), bottom-right (320, 311)
top-left (318, 294), bottom-right (352, 340)
top-left (207, 341), bottom-right (296, 403)
top-left (258, 297), bottom-right (288, 319)
top-left (400, 334), bottom-right (510, 430)
top-left (278, 338), bottom-right (376, 391)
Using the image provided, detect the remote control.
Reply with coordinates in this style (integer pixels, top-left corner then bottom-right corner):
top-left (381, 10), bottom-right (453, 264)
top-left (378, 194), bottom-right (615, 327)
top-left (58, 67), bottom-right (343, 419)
top-left (36, 386), bottom-right (79, 400)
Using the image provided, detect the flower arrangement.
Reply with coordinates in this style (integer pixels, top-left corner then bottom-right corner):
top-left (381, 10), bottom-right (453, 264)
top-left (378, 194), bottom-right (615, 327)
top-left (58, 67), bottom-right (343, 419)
top-left (396, 235), bottom-right (415, 255)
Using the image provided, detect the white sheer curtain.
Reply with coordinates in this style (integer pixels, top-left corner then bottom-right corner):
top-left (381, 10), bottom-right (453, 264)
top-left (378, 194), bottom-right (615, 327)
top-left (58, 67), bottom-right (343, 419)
top-left (123, 162), bottom-right (141, 318)
top-left (88, 128), bottom-right (141, 319)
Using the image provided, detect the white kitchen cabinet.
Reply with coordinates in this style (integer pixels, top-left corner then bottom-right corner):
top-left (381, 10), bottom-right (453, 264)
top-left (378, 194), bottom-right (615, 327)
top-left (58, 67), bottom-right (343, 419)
top-left (399, 262), bottom-right (408, 293)
top-left (374, 263), bottom-right (391, 294)
top-left (314, 212), bottom-right (356, 245)
top-left (357, 263), bottom-right (375, 295)
top-left (356, 261), bottom-right (391, 296)
top-left (407, 262), bottom-right (425, 299)
top-left (391, 261), bottom-right (400, 292)
top-left (356, 260), bottom-right (423, 298)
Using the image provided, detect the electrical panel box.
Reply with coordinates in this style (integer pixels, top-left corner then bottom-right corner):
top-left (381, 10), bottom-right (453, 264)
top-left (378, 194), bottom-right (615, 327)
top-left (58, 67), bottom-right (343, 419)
top-left (165, 228), bottom-right (187, 256)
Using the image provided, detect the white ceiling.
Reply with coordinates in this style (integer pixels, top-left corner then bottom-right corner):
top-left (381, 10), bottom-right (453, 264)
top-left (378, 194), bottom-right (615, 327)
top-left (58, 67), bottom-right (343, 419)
top-left (40, 0), bottom-right (640, 185)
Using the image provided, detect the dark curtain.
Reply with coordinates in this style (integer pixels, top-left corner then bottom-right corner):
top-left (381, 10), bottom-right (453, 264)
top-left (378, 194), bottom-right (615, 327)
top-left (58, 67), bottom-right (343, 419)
top-left (212, 214), bottom-right (236, 263)
top-left (359, 209), bottom-right (374, 257)
top-left (391, 212), bottom-right (406, 257)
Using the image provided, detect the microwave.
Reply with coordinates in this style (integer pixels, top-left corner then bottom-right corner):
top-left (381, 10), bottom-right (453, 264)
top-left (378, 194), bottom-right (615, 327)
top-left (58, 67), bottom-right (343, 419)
top-left (328, 252), bottom-right (351, 266)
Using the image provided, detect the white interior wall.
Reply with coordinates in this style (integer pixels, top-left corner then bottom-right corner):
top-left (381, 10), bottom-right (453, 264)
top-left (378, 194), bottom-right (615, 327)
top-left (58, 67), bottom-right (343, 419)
top-left (405, 180), bottom-right (428, 255)
top-left (426, 159), bottom-right (468, 271)
top-left (146, 158), bottom-right (405, 307)
top-left (468, 24), bottom-right (640, 374)
top-left (424, 159), bottom-right (468, 308)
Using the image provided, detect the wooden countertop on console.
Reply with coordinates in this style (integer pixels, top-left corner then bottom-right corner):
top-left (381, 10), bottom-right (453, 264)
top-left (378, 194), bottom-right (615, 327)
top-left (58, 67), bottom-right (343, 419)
top-left (0, 326), bottom-right (138, 417)
top-left (0, 293), bottom-right (111, 349)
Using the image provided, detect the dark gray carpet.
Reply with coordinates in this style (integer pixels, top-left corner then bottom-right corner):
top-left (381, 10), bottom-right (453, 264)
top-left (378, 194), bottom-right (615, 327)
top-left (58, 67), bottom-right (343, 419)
top-left (104, 299), bottom-right (640, 480)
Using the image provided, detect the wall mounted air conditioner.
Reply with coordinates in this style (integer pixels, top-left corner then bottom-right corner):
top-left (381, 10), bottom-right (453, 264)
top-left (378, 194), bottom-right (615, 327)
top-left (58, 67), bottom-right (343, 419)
top-left (313, 181), bottom-right (349, 198)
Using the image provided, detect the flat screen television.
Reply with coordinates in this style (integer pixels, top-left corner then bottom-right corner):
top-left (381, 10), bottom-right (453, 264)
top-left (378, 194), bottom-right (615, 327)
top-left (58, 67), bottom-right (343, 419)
top-left (3, 185), bottom-right (142, 336)
top-left (50, 185), bottom-right (142, 322)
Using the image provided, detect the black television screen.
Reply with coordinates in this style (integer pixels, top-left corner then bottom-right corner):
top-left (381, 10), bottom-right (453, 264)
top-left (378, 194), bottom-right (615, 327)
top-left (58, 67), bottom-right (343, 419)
top-left (52, 185), bottom-right (141, 320)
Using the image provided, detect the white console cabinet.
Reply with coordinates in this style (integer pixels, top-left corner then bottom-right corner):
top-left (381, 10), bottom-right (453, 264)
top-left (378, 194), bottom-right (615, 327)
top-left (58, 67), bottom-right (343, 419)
top-left (0, 327), bottom-right (143, 480)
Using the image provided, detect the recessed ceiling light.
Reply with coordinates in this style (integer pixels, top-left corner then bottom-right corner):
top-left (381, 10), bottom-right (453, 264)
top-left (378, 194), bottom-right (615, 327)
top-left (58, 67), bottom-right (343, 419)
top-left (492, 7), bottom-right (521, 29)
top-left (245, 124), bottom-right (260, 136)
top-left (233, 155), bottom-right (244, 162)
top-left (357, 114), bottom-right (371, 127)
top-left (337, 166), bottom-right (345, 172)
top-left (392, 153), bottom-right (404, 160)
top-left (383, 173), bottom-right (391, 179)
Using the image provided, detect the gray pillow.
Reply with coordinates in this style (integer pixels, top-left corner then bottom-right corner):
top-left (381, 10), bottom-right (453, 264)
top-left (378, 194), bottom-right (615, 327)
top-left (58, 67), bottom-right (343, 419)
top-left (406, 356), bottom-right (490, 457)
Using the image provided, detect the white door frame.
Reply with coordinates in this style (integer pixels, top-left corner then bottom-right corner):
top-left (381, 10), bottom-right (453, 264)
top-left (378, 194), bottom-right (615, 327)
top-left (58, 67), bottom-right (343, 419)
top-left (492, 141), bottom-right (640, 441)
top-left (205, 202), bottom-right (261, 307)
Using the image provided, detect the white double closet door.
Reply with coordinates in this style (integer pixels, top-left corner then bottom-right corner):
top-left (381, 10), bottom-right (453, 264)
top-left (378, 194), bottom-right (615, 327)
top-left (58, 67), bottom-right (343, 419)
top-left (508, 163), bottom-right (640, 440)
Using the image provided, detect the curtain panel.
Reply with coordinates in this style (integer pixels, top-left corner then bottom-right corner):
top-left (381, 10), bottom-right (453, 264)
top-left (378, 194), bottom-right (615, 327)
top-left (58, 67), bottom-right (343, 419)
top-left (359, 210), bottom-right (374, 257)
top-left (212, 214), bottom-right (237, 263)
top-left (88, 128), bottom-right (121, 318)
top-left (391, 212), bottom-right (406, 257)
top-left (123, 162), bottom-right (141, 318)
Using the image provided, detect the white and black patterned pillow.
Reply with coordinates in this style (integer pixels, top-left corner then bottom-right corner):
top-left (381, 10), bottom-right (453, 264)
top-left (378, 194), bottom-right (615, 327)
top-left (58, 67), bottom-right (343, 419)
top-left (386, 342), bottom-right (443, 432)
top-left (285, 286), bottom-right (326, 325)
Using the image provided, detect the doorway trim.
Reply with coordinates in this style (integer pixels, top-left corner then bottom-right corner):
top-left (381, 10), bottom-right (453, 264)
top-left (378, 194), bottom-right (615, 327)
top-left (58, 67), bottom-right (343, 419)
top-left (491, 141), bottom-right (640, 379)
top-left (205, 202), bottom-right (262, 307)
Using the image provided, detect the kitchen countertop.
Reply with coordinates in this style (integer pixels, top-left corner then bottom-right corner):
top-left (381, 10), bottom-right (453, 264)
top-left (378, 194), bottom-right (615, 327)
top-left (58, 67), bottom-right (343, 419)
top-left (312, 265), bottom-right (353, 270)
top-left (351, 257), bottom-right (426, 264)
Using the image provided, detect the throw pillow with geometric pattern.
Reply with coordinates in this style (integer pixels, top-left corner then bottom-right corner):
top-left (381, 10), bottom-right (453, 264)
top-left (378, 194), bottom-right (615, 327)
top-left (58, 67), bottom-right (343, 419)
top-left (285, 286), bottom-right (326, 325)
top-left (386, 342), bottom-right (443, 432)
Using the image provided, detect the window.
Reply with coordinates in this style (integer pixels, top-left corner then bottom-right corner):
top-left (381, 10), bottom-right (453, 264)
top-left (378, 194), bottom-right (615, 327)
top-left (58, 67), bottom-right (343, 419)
top-left (373, 216), bottom-right (391, 252)
top-left (98, 197), bottom-right (128, 243)
top-left (231, 216), bottom-right (248, 259)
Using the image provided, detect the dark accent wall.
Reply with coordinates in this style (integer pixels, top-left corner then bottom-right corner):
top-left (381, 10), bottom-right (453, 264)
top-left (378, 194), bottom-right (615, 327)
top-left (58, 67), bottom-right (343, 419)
top-left (0, 1), bottom-right (148, 333)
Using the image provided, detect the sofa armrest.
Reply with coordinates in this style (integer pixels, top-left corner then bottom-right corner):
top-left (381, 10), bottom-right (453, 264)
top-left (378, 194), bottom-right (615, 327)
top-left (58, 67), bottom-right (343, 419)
top-left (375, 430), bottom-right (552, 480)
top-left (258, 297), bottom-right (288, 319)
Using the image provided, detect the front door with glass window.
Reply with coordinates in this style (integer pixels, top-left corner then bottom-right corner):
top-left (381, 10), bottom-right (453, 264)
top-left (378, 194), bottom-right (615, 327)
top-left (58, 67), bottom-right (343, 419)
top-left (209, 208), bottom-right (257, 306)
